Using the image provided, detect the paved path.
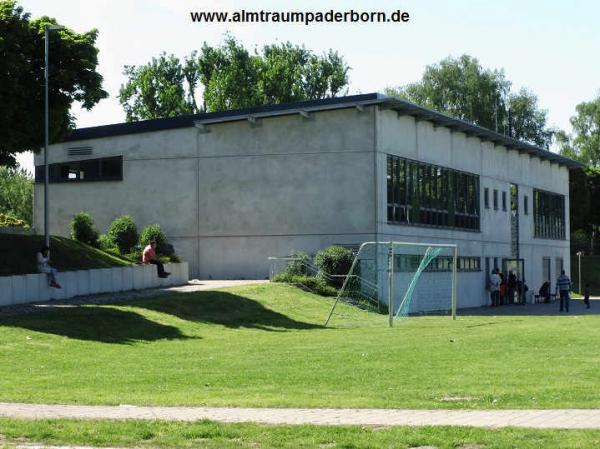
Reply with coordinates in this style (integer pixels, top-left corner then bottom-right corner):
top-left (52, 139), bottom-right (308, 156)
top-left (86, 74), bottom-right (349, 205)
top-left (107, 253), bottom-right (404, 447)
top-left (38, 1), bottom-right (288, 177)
top-left (1, 403), bottom-right (599, 429)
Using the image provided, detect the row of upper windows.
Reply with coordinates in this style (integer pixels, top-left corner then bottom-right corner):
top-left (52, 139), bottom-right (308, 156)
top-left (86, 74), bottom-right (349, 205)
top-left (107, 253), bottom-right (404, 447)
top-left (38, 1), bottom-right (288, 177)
top-left (482, 188), bottom-right (529, 215)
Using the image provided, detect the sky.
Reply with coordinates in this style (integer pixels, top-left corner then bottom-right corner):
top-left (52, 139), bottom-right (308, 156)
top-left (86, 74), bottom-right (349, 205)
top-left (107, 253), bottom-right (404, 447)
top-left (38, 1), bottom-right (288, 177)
top-left (15, 0), bottom-right (600, 172)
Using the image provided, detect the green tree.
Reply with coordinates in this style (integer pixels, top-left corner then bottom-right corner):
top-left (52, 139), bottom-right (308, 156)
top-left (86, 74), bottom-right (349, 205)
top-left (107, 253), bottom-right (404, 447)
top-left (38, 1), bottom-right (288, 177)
top-left (558, 94), bottom-right (600, 166)
top-left (0, 1), bottom-right (107, 166)
top-left (0, 165), bottom-right (33, 224)
top-left (385, 55), bottom-right (553, 148)
top-left (118, 36), bottom-right (350, 120)
top-left (198, 36), bottom-right (263, 112)
top-left (119, 53), bottom-right (199, 121)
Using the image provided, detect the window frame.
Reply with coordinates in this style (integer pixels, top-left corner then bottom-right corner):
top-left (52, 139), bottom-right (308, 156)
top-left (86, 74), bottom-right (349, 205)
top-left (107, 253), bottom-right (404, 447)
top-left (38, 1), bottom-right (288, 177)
top-left (386, 154), bottom-right (480, 232)
top-left (35, 156), bottom-right (123, 184)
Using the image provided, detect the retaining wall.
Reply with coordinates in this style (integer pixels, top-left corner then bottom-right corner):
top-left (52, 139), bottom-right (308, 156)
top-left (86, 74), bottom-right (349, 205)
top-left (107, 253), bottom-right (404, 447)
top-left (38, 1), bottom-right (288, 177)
top-left (0, 262), bottom-right (189, 306)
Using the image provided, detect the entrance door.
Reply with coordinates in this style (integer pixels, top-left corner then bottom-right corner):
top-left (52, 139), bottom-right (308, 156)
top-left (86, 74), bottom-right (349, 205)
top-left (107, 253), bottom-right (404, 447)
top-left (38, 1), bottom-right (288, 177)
top-left (503, 258), bottom-right (525, 304)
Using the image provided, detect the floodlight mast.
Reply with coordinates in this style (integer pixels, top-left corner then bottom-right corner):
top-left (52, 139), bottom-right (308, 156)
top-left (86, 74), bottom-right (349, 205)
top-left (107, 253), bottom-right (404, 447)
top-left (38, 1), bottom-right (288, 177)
top-left (44, 25), bottom-right (64, 248)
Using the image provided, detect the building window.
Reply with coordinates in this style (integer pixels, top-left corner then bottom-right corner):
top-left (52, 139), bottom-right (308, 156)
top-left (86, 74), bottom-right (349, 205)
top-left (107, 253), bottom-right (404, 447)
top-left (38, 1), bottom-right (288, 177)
top-left (35, 156), bottom-right (123, 183)
top-left (484, 187), bottom-right (489, 209)
top-left (524, 195), bottom-right (529, 215)
top-left (556, 257), bottom-right (564, 275)
top-left (493, 189), bottom-right (498, 210)
top-left (502, 191), bottom-right (507, 211)
top-left (386, 155), bottom-right (480, 231)
top-left (394, 255), bottom-right (481, 272)
top-left (543, 257), bottom-right (551, 282)
top-left (533, 189), bottom-right (566, 240)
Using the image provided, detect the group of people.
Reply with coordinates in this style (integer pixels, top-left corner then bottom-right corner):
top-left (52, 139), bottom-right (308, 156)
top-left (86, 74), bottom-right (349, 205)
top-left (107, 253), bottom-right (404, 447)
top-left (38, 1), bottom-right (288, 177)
top-left (489, 268), bottom-right (592, 312)
top-left (35, 240), bottom-right (170, 289)
top-left (488, 269), bottom-right (528, 306)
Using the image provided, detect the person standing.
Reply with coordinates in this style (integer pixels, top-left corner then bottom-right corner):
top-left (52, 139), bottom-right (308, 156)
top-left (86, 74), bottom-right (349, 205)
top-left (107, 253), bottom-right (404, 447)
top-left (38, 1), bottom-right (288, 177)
top-left (507, 270), bottom-right (517, 304)
top-left (498, 270), bottom-right (506, 305)
top-left (142, 241), bottom-right (171, 278)
top-left (584, 283), bottom-right (591, 309)
top-left (555, 270), bottom-right (572, 313)
top-left (489, 269), bottom-right (501, 307)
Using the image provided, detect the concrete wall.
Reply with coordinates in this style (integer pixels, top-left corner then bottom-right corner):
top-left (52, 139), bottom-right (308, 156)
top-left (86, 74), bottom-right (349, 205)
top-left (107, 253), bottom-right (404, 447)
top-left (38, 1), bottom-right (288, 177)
top-left (375, 108), bottom-right (571, 308)
top-left (35, 108), bottom-right (377, 279)
top-left (0, 263), bottom-right (189, 306)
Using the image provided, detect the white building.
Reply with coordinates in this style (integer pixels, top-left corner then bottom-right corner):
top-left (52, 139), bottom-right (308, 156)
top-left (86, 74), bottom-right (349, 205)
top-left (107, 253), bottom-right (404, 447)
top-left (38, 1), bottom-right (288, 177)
top-left (34, 93), bottom-right (581, 308)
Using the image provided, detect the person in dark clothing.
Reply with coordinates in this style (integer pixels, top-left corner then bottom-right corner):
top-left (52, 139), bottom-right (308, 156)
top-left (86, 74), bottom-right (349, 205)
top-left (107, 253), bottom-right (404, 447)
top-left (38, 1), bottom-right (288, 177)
top-left (539, 281), bottom-right (551, 303)
top-left (555, 270), bottom-right (572, 312)
top-left (507, 271), bottom-right (517, 304)
top-left (584, 283), bottom-right (591, 309)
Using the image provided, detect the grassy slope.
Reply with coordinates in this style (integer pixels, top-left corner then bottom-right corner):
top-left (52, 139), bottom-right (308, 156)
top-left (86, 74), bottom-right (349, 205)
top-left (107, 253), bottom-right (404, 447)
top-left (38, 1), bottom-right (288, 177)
top-left (0, 419), bottom-right (599, 449)
top-left (0, 283), bottom-right (599, 409)
top-left (570, 254), bottom-right (600, 295)
top-left (0, 234), bottom-right (134, 276)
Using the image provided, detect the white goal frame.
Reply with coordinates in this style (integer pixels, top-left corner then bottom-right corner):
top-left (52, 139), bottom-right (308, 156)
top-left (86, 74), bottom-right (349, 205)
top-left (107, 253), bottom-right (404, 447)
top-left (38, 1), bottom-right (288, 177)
top-left (324, 241), bottom-right (458, 327)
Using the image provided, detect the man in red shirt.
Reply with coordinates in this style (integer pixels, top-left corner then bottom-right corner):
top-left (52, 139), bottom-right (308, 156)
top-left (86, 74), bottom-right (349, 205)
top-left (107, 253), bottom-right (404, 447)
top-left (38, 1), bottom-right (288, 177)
top-left (142, 241), bottom-right (170, 278)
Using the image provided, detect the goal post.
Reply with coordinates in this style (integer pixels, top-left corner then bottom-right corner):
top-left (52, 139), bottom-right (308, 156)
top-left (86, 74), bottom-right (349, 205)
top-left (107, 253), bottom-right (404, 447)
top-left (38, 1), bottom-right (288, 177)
top-left (325, 241), bottom-right (458, 327)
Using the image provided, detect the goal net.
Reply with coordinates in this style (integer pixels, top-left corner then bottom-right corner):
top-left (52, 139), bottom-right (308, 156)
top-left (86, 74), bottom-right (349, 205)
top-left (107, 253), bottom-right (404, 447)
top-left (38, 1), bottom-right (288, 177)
top-left (324, 241), bottom-right (457, 327)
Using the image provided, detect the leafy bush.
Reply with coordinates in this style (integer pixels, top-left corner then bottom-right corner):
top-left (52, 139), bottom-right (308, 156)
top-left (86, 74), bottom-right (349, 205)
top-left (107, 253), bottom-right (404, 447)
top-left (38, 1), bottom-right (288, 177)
top-left (69, 212), bottom-right (99, 247)
top-left (282, 251), bottom-right (311, 276)
top-left (272, 273), bottom-right (337, 296)
top-left (315, 245), bottom-right (353, 287)
top-left (107, 215), bottom-right (138, 254)
top-left (140, 224), bottom-right (168, 252)
top-left (0, 212), bottom-right (29, 229)
top-left (97, 233), bottom-right (119, 254)
top-left (124, 249), bottom-right (143, 263)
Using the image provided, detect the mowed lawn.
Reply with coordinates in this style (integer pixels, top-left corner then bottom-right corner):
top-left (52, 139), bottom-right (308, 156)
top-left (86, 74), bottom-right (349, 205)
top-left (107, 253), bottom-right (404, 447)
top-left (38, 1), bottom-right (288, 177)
top-left (0, 283), bottom-right (598, 409)
top-left (1, 419), bottom-right (600, 449)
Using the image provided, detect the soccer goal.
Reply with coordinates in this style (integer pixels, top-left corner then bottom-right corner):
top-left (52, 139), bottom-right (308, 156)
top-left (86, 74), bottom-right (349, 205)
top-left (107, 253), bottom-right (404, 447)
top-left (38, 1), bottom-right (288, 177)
top-left (324, 241), bottom-right (458, 327)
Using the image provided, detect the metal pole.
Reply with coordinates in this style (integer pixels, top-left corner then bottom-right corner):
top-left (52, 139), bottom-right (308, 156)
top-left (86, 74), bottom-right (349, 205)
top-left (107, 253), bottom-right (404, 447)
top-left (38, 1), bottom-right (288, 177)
top-left (44, 26), bottom-right (50, 247)
top-left (578, 252), bottom-right (582, 294)
top-left (388, 242), bottom-right (393, 328)
top-left (43, 25), bottom-right (63, 248)
top-left (452, 246), bottom-right (457, 320)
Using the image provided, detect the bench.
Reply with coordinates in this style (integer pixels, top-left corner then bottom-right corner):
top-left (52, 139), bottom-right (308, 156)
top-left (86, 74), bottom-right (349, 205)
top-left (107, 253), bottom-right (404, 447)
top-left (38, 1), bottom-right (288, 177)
top-left (534, 293), bottom-right (557, 304)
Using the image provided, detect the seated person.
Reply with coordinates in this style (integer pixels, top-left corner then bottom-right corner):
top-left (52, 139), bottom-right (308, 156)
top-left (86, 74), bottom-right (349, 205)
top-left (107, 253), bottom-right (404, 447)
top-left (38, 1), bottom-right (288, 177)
top-left (539, 281), bottom-right (551, 303)
top-left (36, 245), bottom-right (62, 289)
top-left (142, 241), bottom-right (171, 278)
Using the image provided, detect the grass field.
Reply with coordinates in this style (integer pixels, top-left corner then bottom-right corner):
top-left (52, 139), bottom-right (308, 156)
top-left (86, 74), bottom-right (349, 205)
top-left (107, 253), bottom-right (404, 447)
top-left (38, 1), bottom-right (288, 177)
top-left (0, 283), bottom-right (598, 410)
top-left (0, 234), bottom-right (133, 276)
top-left (0, 418), bottom-right (599, 449)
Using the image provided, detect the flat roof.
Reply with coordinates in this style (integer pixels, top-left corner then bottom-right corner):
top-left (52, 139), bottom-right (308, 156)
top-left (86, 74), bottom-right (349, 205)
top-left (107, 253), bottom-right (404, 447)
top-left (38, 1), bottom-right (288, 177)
top-left (64, 92), bottom-right (583, 169)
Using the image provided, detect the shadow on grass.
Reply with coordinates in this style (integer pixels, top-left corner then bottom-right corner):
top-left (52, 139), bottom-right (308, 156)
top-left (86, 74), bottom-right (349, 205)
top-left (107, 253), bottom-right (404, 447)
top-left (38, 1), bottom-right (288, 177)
top-left (0, 305), bottom-right (190, 344)
top-left (129, 290), bottom-right (322, 331)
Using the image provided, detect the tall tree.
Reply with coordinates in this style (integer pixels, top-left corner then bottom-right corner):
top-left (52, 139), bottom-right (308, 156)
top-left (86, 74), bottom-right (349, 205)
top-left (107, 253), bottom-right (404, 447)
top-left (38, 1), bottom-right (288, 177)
top-left (0, 165), bottom-right (33, 224)
top-left (385, 55), bottom-right (553, 148)
top-left (198, 36), bottom-right (263, 112)
top-left (0, 1), bottom-right (107, 167)
top-left (118, 36), bottom-right (350, 120)
top-left (558, 94), bottom-right (600, 166)
top-left (119, 53), bottom-right (197, 121)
